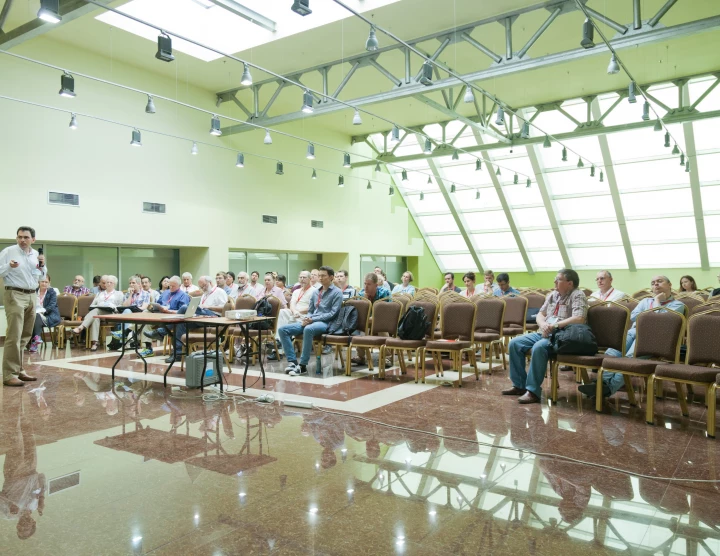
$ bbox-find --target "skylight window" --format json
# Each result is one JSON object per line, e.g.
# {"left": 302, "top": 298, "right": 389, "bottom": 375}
{"left": 97, "top": 0, "right": 400, "bottom": 62}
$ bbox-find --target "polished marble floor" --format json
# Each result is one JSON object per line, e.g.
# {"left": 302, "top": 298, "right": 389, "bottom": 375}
{"left": 0, "top": 341, "right": 719, "bottom": 555}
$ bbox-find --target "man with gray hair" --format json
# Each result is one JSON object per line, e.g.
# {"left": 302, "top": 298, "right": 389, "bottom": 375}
{"left": 235, "top": 271, "right": 256, "bottom": 298}
{"left": 588, "top": 270, "right": 625, "bottom": 302}
{"left": 180, "top": 272, "right": 200, "bottom": 294}
{"left": 142, "top": 276, "right": 191, "bottom": 347}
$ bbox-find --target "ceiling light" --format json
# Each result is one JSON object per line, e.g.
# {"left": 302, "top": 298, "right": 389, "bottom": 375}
{"left": 580, "top": 18, "right": 594, "bottom": 49}
{"left": 210, "top": 115, "right": 222, "bottom": 136}
{"left": 450, "top": 184, "right": 456, "bottom": 193}
{"left": 664, "top": 131, "right": 670, "bottom": 148}
{"left": 577, "top": 158, "right": 584, "bottom": 168}
{"left": 312, "top": 168, "right": 317, "bottom": 179}
{"left": 654, "top": 120, "right": 662, "bottom": 132}
{"left": 427, "top": 176, "right": 432, "bottom": 184}
{"left": 301, "top": 90, "right": 314, "bottom": 114}
{"left": 291, "top": 0, "right": 312, "bottom": 16}
{"left": 306, "top": 143, "right": 315, "bottom": 160}
{"left": 59, "top": 72, "right": 75, "bottom": 98}
{"left": 68, "top": 113, "right": 77, "bottom": 130}
{"left": 495, "top": 167, "right": 501, "bottom": 176}
{"left": 423, "top": 138, "right": 432, "bottom": 155}
{"left": 264, "top": 130, "right": 272, "bottom": 145}
{"left": 401, "top": 169, "right": 408, "bottom": 182}
{"left": 642, "top": 101, "right": 650, "bottom": 121}
{"left": 680, "top": 153, "right": 685, "bottom": 166}
{"left": 419, "top": 60, "right": 433, "bottom": 86}
{"left": 463, "top": 87, "right": 474, "bottom": 103}
{"left": 452, "top": 150, "right": 459, "bottom": 161}
{"left": 475, "top": 189, "right": 480, "bottom": 200}
{"left": 366, "top": 180, "right": 371, "bottom": 189}
{"left": 590, "top": 165, "right": 595, "bottom": 177}
{"left": 276, "top": 162, "right": 284, "bottom": 175}
{"left": 343, "top": 153, "right": 351, "bottom": 168}
{"left": 191, "top": 142, "right": 199, "bottom": 155}
{"left": 236, "top": 153, "right": 244, "bottom": 167}
{"left": 130, "top": 129, "right": 142, "bottom": 147}
{"left": 526, "top": 178, "right": 531, "bottom": 188}
{"left": 352, "top": 109, "right": 362, "bottom": 125}
{"left": 375, "top": 162, "right": 381, "bottom": 172}
{"left": 685, "top": 160, "right": 690, "bottom": 173}
{"left": 390, "top": 125, "right": 400, "bottom": 143}
{"left": 561, "top": 147, "right": 567, "bottom": 162}
{"left": 513, "top": 173, "right": 518, "bottom": 184}
{"left": 338, "top": 175, "right": 344, "bottom": 187}
{"left": 543, "top": 135, "right": 551, "bottom": 148}
{"left": 475, "top": 159, "right": 482, "bottom": 171}
{"left": 240, "top": 63, "right": 252, "bottom": 86}
{"left": 156, "top": 33, "right": 175, "bottom": 62}
{"left": 599, "top": 170, "right": 604, "bottom": 182}
{"left": 520, "top": 122, "right": 530, "bottom": 139}
{"left": 420, "top": 191, "right": 424, "bottom": 200}
{"left": 672, "top": 144, "right": 680, "bottom": 155}
{"left": 366, "top": 25, "right": 379, "bottom": 52}
{"left": 38, "top": 0, "right": 61, "bottom": 22}
{"left": 628, "top": 82, "right": 637, "bottom": 104}
{"left": 389, "top": 185, "right": 395, "bottom": 196}
{"left": 607, "top": 54, "right": 620, "bottom": 74}
{"left": 145, "top": 95, "right": 156, "bottom": 114}
{"left": 495, "top": 107, "right": 505, "bottom": 126}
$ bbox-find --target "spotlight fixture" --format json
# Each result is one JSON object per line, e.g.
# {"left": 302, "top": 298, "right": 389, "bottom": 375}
{"left": 664, "top": 131, "right": 670, "bottom": 148}
{"left": 685, "top": 160, "right": 690, "bottom": 173}
{"left": 156, "top": 33, "right": 175, "bottom": 62}
{"left": 475, "top": 159, "right": 482, "bottom": 171}
{"left": 561, "top": 147, "right": 567, "bottom": 162}
{"left": 463, "top": 87, "right": 474, "bottom": 104}
{"left": 580, "top": 18, "right": 595, "bottom": 49}
{"left": 59, "top": 72, "right": 75, "bottom": 98}
{"left": 513, "top": 173, "right": 518, "bottom": 185}
{"left": 68, "top": 113, "right": 77, "bottom": 130}
{"left": 312, "top": 169, "right": 317, "bottom": 179}
{"left": 306, "top": 143, "right": 315, "bottom": 160}
{"left": 423, "top": 138, "right": 432, "bottom": 155}
{"left": 130, "top": 129, "right": 142, "bottom": 147}
{"left": 276, "top": 162, "right": 284, "bottom": 175}
{"left": 389, "top": 125, "right": 400, "bottom": 143}
{"left": 520, "top": 121, "right": 530, "bottom": 139}
{"left": 577, "top": 158, "right": 584, "bottom": 168}
{"left": 236, "top": 153, "right": 245, "bottom": 167}
{"left": 145, "top": 95, "right": 156, "bottom": 114}
{"left": 495, "top": 167, "right": 501, "bottom": 176}
{"left": 366, "top": 25, "right": 379, "bottom": 52}
{"left": 642, "top": 101, "right": 650, "bottom": 121}
{"left": 475, "top": 189, "right": 480, "bottom": 200}
{"left": 38, "top": 0, "right": 61, "bottom": 23}
{"left": 352, "top": 109, "right": 362, "bottom": 125}
{"left": 672, "top": 144, "right": 680, "bottom": 155}
{"left": 526, "top": 178, "right": 531, "bottom": 188}
{"left": 291, "top": 0, "right": 312, "bottom": 16}
{"left": 389, "top": 185, "right": 395, "bottom": 196}
{"left": 366, "top": 181, "right": 371, "bottom": 190}
{"left": 338, "top": 175, "right": 344, "bottom": 187}
{"left": 543, "top": 135, "right": 551, "bottom": 148}
{"left": 427, "top": 176, "right": 432, "bottom": 184}
{"left": 452, "top": 150, "right": 459, "bottom": 161}
{"left": 495, "top": 107, "right": 505, "bottom": 126}
{"left": 419, "top": 60, "right": 433, "bottom": 86}
{"left": 343, "top": 153, "right": 351, "bottom": 168}
{"left": 401, "top": 169, "right": 408, "bottom": 182}
{"left": 191, "top": 142, "right": 199, "bottom": 155}
{"left": 301, "top": 90, "right": 314, "bottom": 114}
{"left": 210, "top": 115, "right": 222, "bottom": 136}
{"left": 599, "top": 170, "right": 604, "bottom": 182}
{"left": 420, "top": 191, "right": 424, "bottom": 201}
{"left": 654, "top": 120, "right": 663, "bottom": 132}
{"left": 450, "top": 184, "right": 456, "bottom": 193}
{"left": 375, "top": 162, "right": 381, "bottom": 172}
{"left": 240, "top": 63, "right": 252, "bottom": 86}
{"left": 628, "top": 81, "right": 637, "bottom": 104}
{"left": 680, "top": 153, "right": 685, "bottom": 166}
{"left": 607, "top": 54, "right": 620, "bottom": 74}
{"left": 264, "top": 130, "right": 273, "bottom": 145}
{"left": 590, "top": 165, "right": 595, "bottom": 177}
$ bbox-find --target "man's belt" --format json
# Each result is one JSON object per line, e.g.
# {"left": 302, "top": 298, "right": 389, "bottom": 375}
{"left": 4, "top": 286, "right": 36, "bottom": 294}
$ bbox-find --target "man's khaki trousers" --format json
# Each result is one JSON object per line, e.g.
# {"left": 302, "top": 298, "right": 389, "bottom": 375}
{"left": 3, "top": 289, "right": 35, "bottom": 382}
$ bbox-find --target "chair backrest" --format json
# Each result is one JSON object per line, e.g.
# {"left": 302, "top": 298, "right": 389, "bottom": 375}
{"left": 633, "top": 290, "right": 652, "bottom": 300}
{"left": 418, "top": 287, "right": 438, "bottom": 295}
{"left": 521, "top": 292, "right": 546, "bottom": 310}
{"left": 581, "top": 288, "right": 593, "bottom": 297}
{"left": 393, "top": 294, "right": 411, "bottom": 314}
{"left": 77, "top": 294, "right": 95, "bottom": 318}
{"left": 439, "top": 290, "right": 465, "bottom": 304}
{"left": 57, "top": 294, "right": 77, "bottom": 320}
{"left": 235, "top": 295, "right": 256, "bottom": 310}
{"left": 473, "top": 297, "right": 505, "bottom": 335}
{"left": 502, "top": 295, "right": 528, "bottom": 328}
{"left": 344, "top": 297, "right": 372, "bottom": 335}
{"left": 222, "top": 299, "right": 234, "bottom": 314}
{"left": 370, "top": 299, "right": 403, "bottom": 336}
{"left": 685, "top": 309, "right": 720, "bottom": 367}
{"left": 265, "top": 296, "right": 283, "bottom": 333}
{"left": 635, "top": 307, "right": 686, "bottom": 362}
{"left": 587, "top": 301, "right": 630, "bottom": 353}
{"left": 439, "top": 298, "right": 476, "bottom": 341}
{"left": 678, "top": 295, "right": 705, "bottom": 313}
{"left": 616, "top": 296, "right": 639, "bottom": 313}
{"left": 414, "top": 290, "right": 439, "bottom": 303}
{"left": 408, "top": 300, "right": 439, "bottom": 339}
{"left": 692, "top": 300, "right": 720, "bottom": 316}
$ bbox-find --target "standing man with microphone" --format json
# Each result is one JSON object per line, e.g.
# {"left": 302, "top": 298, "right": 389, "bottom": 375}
{"left": 0, "top": 227, "right": 45, "bottom": 387}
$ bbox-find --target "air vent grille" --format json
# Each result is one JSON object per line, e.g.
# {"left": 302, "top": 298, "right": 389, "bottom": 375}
{"left": 48, "top": 191, "right": 79, "bottom": 206}
{"left": 143, "top": 202, "right": 166, "bottom": 214}
{"left": 311, "top": 220, "right": 324, "bottom": 228}
{"left": 262, "top": 215, "right": 278, "bottom": 224}
{"left": 49, "top": 471, "right": 81, "bottom": 495}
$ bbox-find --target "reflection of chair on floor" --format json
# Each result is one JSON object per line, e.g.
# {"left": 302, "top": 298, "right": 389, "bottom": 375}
{"left": 640, "top": 480, "right": 689, "bottom": 515}
{"left": 442, "top": 419, "right": 480, "bottom": 457}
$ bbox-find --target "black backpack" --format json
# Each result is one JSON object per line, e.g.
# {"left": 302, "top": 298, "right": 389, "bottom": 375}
{"left": 550, "top": 324, "right": 598, "bottom": 356}
{"left": 327, "top": 305, "right": 358, "bottom": 336}
{"left": 398, "top": 306, "right": 430, "bottom": 341}
{"left": 250, "top": 297, "right": 273, "bottom": 330}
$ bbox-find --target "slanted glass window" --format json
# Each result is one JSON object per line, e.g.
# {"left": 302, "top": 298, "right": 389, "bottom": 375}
{"left": 464, "top": 210, "right": 510, "bottom": 231}
{"left": 696, "top": 153, "right": 720, "bottom": 183}
{"left": 609, "top": 127, "right": 684, "bottom": 162}
{"left": 503, "top": 183, "right": 544, "bottom": 206}
{"left": 456, "top": 187, "right": 500, "bottom": 210}
{"left": 601, "top": 93, "right": 645, "bottom": 127}
{"left": 613, "top": 158, "right": 690, "bottom": 191}
{"left": 439, "top": 254, "right": 477, "bottom": 271}
{"left": 554, "top": 196, "right": 615, "bottom": 221}
{"left": 708, "top": 242, "right": 720, "bottom": 265}
{"left": 626, "top": 217, "right": 697, "bottom": 242}
{"left": 545, "top": 168, "right": 609, "bottom": 196}
{"left": 442, "top": 163, "right": 493, "bottom": 186}
{"left": 633, "top": 243, "right": 701, "bottom": 267}
{"left": 528, "top": 251, "right": 565, "bottom": 271}
{"left": 692, "top": 118, "right": 720, "bottom": 151}
{"left": 701, "top": 185, "right": 720, "bottom": 211}
{"left": 481, "top": 252, "right": 526, "bottom": 271}
{"left": 562, "top": 222, "right": 622, "bottom": 245}
{"left": 427, "top": 235, "right": 468, "bottom": 253}
{"left": 621, "top": 189, "right": 694, "bottom": 217}
{"left": 417, "top": 214, "right": 458, "bottom": 233}
{"left": 689, "top": 77, "right": 720, "bottom": 112}
{"left": 520, "top": 229, "right": 558, "bottom": 249}
{"left": 472, "top": 232, "right": 519, "bottom": 251}
{"left": 704, "top": 215, "right": 720, "bottom": 241}
{"left": 407, "top": 193, "right": 448, "bottom": 215}
{"left": 531, "top": 110, "right": 576, "bottom": 136}
{"left": 568, "top": 247, "right": 628, "bottom": 268}
{"left": 511, "top": 207, "right": 551, "bottom": 228}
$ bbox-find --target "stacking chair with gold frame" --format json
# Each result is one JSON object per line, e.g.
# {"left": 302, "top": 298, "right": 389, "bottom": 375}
{"left": 66, "top": 294, "right": 95, "bottom": 348}
{"left": 56, "top": 294, "right": 78, "bottom": 347}
{"left": 596, "top": 307, "right": 686, "bottom": 412}
{"left": 520, "top": 291, "right": 545, "bottom": 333}
{"left": 346, "top": 299, "right": 403, "bottom": 377}
{"left": 647, "top": 309, "right": 720, "bottom": 438}
{"left": 501, "top": 295, "right": 528, "bottom": 348}
{"left": 632, "top": 289, "right": 652, "bottom": 300}
{"left": 417, "top": 287, "right": 439, "bottom": 295}
{"left": 314, "top": 297, "right": 371, "bottom": 373}
{"left": 420, "top": 297, "right": 478, "bottom": 386}
{"left": 472, "top": 297, "right": 506, "bottom": 374}
{"left": 414, "top": 290, "right": 439, "bottom": 303}
{"left": 226, "top": 295, "right": 258, "bottom": 363}
{"left": 245, "top": 296, "right": 282, "bottom": 365}
{"left": 383, "top": 299, "right": 439, "bottom": 382}
{"left": 392, "top": 293, "right": 411, "bottom": 315}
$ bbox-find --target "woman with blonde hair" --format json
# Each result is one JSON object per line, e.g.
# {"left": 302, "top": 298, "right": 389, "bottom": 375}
{"left": 72, "top": 275, "right": 124, "bottom": 351}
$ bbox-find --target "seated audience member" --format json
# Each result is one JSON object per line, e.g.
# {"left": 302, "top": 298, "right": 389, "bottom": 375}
{"left": 482, "top": 270, "right": 498, "bottom": 295}
{"left": 713, "top": 272, "right": 720, "bottom": 297}
{"left": 440, "top": 272, "right": 461, "bottom": 293}
{"left": 375, "top": 268, "right": 393, "bottom": 291}
{"left": 224, "top": 272, "right": 239, "bottom": 298}
{"left": 461, "top": 271, "right": 477, "bottom": 297}
{"left": 110, "top": 276, "right": 151, "bottom": 343}
{"left": 141, "top": 275, "right": 160, "bottom": 303}
{"left": 180, "top": 272, "right": 200, "bottom": 295}
{"left": 257, "top": 273, "right": 288, "bottom": 308}
{"left": 90, "top": 275, "right": 103, "bottom": 294}
{"left": 270, "top": 271, "right": 315, "bottom": 360}
{"left": 495, "top": 273, "right": 519, "bottom": 296}
{"left": 29, "top": 276, "right": 60, "bottom": 353}
{"left": 158, "top": 275, "right": 171, "bottom": 293}
{"left": 143, "top": 276, "right": 190, "bottom": 341}
{"left": 248, "top": 271, "right": 264, "bottom": 297}
{"left": 215, "top": 272, "right": 228, "bottom": 292}
{"left": 392, "top": 271, "right": 416, "bottom": 295}
{"left": 588, "top": 270, "right": 625, "bottom": 302}
{"left": 309, "top": 269, "right": 321, "bottom": 290}
{"left": 168, "top": 276, "right": 228, "bottom": 363}
{"left": 278, "top": 266, "right": 343, "bottom": 377}
{"left": 275, "top": 274, "right": 289, "bottom": 294}
{"left": 64, "top": 275, "right": 90, "bottom": 297}
{"left": 505, "top": 269, "right": 588, "bottom": 404}
{"left": 579, "top": 275, "right": 686, "bottom": 399}
{"left": 352, "top": 272, "right": 392, "bottom": 366}
{"left": 335, "top": 269, "right": 356, "bottom": 300}
{"left": 235, "top": 272, "right": 256, "bottom": 298}
{"left": 72, "top": 275, "right": 124, "bottom": 351}
{"left": 679, "top": 274, "right": 698, "bottom": 293}
{"left": 291, "top": 270, "right": 308, "bottom": 292}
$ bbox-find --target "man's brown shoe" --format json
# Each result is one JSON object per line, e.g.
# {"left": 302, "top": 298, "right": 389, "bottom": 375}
{"left": 502, "top": 386, "right": 526, "bottom": 396}
{"left": 3, "top": 378, "right": 25, "bottom": 387}
{"left": 17, "top": 373, "right": 37, "bottom": 382}
{"left": 518, "top": 391, "right": 540, "bottom": 404}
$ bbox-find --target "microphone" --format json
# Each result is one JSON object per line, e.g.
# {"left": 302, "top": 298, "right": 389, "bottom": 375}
{"left": 38, "top": 247, "right": 44, "bottom": 267}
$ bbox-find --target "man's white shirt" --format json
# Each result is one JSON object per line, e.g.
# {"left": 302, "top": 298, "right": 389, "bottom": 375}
{"left": 199, "top": 287, "right": 228, "bottom": 308}
{"left": 589, "top": 288, "right": 626, "bottom": 302}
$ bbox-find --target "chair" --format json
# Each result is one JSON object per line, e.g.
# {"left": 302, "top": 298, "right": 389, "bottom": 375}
{"left": 346, "top": 299, "right": 403, "bottom": 377}
{"left": 417, "top": 287, "right": 438, "bottom": 295}
{"left": 414, "top": 290, "right": 439, "bottom": 303}
{"left": 421, "top": 298, "right": 478, "bottom": 386}
{"left": 549, "top": 301, "right": 630, "bottom": 404}
{"left": 472, "top": 297, "right": 506, "bottom": 374}
{"left": 616, "top": 296, "right": 639, "bottom": 313}
{"left": 632, "top": 290, "right": 652, "bottom": 300}
{"left": 384, "top": 299, "right": 439, "bottom": 383}
{"left": 316, "top": 298, "right": 371, "bottom": 373}
{"left": 678, "top": 295, "right": 706, "bottom": 315}
{"left": 56, "top": 294, "right": 78, "bottom": 347}
{"left": 392, "top": 294, "right": 411, "bottom": 314}
{"left": 582, "top": 288, "right": 593, "bottom": 297}
{"left": 597, "top": 307, "right": 686, "bottom": 412}
{"left": 65, "top": 294, "right": 95, "bottom": 347}
{"left": 521, "top": 292, "right": 545, "bottom": 332}
{"left": 245, "top": 296, "right": 282, "bottom": 364}
{"left": 502, "top": 296, "right": 528, "bottom": 346}
{"left": 647, "top": 309, "right": 720, "bottom": 438}
{"left": 227, "top": 295, "right": 260, "bottom": 363}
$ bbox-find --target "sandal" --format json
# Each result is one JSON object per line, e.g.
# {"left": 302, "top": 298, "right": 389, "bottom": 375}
{"left": 73, "top": 325, "right": 84, "bottom": 335}
{"left": 90, "top": 342, "right": 99, "bottom": 352}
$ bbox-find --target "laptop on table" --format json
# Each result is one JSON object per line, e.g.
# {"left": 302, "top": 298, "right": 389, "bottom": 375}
{"left": 158, "top": 296, "right": 202, "bottom": 320}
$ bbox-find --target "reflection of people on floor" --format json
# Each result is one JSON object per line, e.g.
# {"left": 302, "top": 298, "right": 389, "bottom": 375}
{"left": 0, "top": 394, "right": 46, "bottom": 539}
{"left": 27, "top": 381, "right": 51, "bottom": 421}
{"left": 302, "top": 412, "right": 346, "bottom": 469}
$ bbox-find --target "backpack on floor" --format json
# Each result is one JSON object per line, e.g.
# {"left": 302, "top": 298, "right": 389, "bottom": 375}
{"left": 326, "top": 305, "right": 358, "bottom": 337}
{"left": 398, "top": 306, "right": 430, "bottom": 341}
{"left": 250, "top": 297, "right": 273, "bottom": 330}
{"left": 550, "top": 324, "right": 598, "bottom": 356}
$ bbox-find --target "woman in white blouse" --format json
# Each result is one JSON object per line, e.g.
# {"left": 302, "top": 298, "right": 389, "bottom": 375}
{"left": 72, "top": 275, "right": 124, "bottom": 351}
{"left": 392, "top": 271, "right": 416, "bottom": 295}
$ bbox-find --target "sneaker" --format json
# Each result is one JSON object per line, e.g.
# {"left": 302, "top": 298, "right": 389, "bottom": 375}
{"left": 578, "top": 382, "right": 611, "bottom": 398}
{"left": 139, "top": 348, "right": 154, "bottom": 358}
{"left": 111, "top": 330, "right": 124, "bottom": 341}
{"left": 144, "top": 329, "right": 162, "bottom": 340}
{"left": 267, "top": 350, "right": 281, "bottom": 361}
{"left": 285, "top": 362, "right": 298, "bottom": 374}
{"left": 165, "top": 355, "right": 176, "bottom": 364}
{"left": 28, "top": 335, "right": 42, "bottom": 353}
{"left": 322, "top": 345, "right": 332, "bottom": 355}
{"left": 289, "top": 365, "right": 308, "bottom": 376}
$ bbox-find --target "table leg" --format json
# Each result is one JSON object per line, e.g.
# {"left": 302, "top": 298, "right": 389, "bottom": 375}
{"left": 132, "top": 323, "right": 148, "bottom": 375}
{"left": 163, "top": 328, "right": 186, "bottom": 388}
{"left": 243, "top": 323, "right": 250, "bottom": 392}
{"left": 258, "top": 328, "right": 266, "bottom": 389}
{"left": 110, "top": 317, "right": 126, "bottom": 381}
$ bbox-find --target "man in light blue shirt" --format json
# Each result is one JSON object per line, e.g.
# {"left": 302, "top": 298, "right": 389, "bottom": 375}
{"left": 279, "top": 266, "right": 343, "bottom": 377}
{"left": 494, "top": 273, "right": 520, "bottom": 296}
